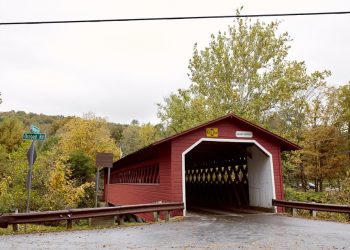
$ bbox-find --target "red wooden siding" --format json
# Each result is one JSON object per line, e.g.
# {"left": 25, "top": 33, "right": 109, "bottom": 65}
{"left": 107, "top": 144, "right": 172, "bottom": 221}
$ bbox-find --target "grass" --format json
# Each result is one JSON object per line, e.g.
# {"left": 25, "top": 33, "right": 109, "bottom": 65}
{"left": 283, "top": 187, "right": 350, "bottom": 223}
{"left": 0, "top": 219, "right": 150, "bottom": 236}
{"left": 285, "top": 208, "right": 350, "bottom": 223}
{"left": 0, "top": 217, "right": 184, "bottom": 236}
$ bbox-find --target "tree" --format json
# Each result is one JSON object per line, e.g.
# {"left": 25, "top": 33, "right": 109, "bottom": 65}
{"left": 58, "top": 114, "right": 120, "bottom": 161}
{"left": 0, "top": 140, "right": 93, "bottom": 212}
{"left": 297, "top": 87, "right": 350, "bottom": 191}
{"left": 337, "top": 83, "right": 350, "bottom": 160}
{"left": 0, "top": 145, "right": 7, "bottom": 176}
{"left": 68, "top": 150, "right": 95, "bottom": 184}
{"left": 43, "top": 162, "right": 90, "bottom": 210}
{"left": 301, "top": 126, "right": 348, "bottom": 192}
{"left": 158, "top": 13, "right": 329, "bottom": 134}
{"left": 120, "top": 124, "right": 141, "bottom": 156}
{"left": 0, "top": 117, "right": 24, "bottom": 153}
{"left": 0, "top": 142, "right": 31, "bottom": 212}
{"left": 0, "top": 141, "right": 49, "bottom": 212}
{"left": 108, "top": 123, "right": 127, "bottom": 145}
{"left": 333, "top": 83, "right": 350, "bottom": 194}
{"left": 120, "top": 122, "right": 161, "bottom": 156}
{"left": 138, "top": 123, "right": 162, "bottom": 148}
{"left": 0, "top": 112, "right": 126, "bottom": 212}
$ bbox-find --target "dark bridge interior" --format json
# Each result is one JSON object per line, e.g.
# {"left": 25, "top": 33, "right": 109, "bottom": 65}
{"left": 185, "top": 141, "right": 252, "bottom": 210}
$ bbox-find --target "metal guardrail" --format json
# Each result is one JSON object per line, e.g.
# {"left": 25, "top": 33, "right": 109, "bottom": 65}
{"left": 272, "top": 199, "right": 350, "bottom": 216}
{"left": 0, "top": 202, "right": 184, "bottom": 230}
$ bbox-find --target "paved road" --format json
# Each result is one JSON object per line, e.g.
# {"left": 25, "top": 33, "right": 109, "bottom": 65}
{"left": 0, "top": 212, "right": 349, "bottom": 249}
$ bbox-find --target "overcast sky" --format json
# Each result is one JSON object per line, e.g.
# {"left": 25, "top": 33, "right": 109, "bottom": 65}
{"left": 0, "top": 0, "right": 349, "bottom": 124}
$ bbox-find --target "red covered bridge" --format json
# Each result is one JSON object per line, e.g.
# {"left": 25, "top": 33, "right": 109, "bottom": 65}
{"left": 105, "top": 114, "right": 300, "bottom": 219}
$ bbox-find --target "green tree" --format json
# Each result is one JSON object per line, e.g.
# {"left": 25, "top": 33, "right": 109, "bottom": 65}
{"left": 337, "top": 83, "right": 350, "bottom": 160}
{"left": 0, "top": 144, "right": 8, "bottom": 177}
{"left": 120, "top": 122, "right": 161, "bottom": 156}
{"left": 0, "top": 141, "right": 92, "bottom": 212}
{"left": 66, "top": 150, "right": 96, "bottom": 208}
{"left": 0, "top": 141, "right": 43, "bottom": 212}
{"left": 120, "top": 124, "right": 140, "bottom": 156}
{"left": 108, "top": 123, "right": 127, "bottom": 145}
{"left": 158, "top": 14, "right": 329, "bottom": 134}
{"left": 68, "top": 150, "right": 95, "bottom": 184}
{"left": 138, "top": 123, "right": 162, "bottom": 147}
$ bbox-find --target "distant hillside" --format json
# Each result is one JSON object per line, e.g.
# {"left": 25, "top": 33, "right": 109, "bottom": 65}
{"left": 0, "top": 111, "right": 127, "bottom": 143}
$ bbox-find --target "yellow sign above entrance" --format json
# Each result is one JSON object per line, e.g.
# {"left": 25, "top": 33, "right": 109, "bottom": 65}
{"left": 206, "top": 128, "right": 218, "bottom": 138}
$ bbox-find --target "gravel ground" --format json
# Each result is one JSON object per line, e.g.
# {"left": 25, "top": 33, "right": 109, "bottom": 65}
{"left": 0, "top": 212, "right": 349, "bottom": 250}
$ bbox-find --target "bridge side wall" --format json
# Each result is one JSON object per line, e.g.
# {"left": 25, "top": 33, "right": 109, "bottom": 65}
{"left": 107, "top": 144, "right": 173, "bottom": 221}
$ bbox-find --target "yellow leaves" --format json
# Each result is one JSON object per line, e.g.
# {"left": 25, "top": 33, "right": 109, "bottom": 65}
{"left": 37, "top": 114, "right": 121, "bottom": 209}
{"left": 0, "top": 114, "right": 121, "bottom": 212}
{"left": 58, "top": 115, "right": 120, "bottom": 161}
{"left": 301, "top": 125, "right": 349, "bottom": 182}
{"left": 0, "top": 117, "right": 24, "bottom": 153}
{"left": 0, "top": 177, "right": 10, "bottom": 195}
{"left": 45, "top": 162, "right": 92, "bottom": 210}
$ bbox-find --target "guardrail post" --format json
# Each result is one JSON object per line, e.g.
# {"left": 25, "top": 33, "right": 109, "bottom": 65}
{"left": 12, "top": 209, "right": 18, "bottom": 232}
{"left": 164, "top": 211, "right": 170, "bottom": 222}
{"left": 153, "top": 211, "right": 160, "bottom": 222}
{"left": 117, "top": 215, "right": 125, "bottom": 225}
{"left": 153, "top": 201, "right": 162, "bottom": 222}
{"left": 310, "top": 210, "right": 317, "bottom": 218}
{"left": 292, "top": 208, "right": 297, "bottom": 217}
{"left": 67, "top": 219, "right": 73, "bottom": 229}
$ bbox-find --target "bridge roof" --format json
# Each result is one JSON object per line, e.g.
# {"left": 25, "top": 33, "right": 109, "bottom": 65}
{"left": 113, "top": 113, "right": 301, "bottom": 168}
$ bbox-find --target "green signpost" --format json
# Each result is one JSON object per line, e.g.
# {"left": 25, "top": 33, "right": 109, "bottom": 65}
{"left": 23, "top": 125, "right": 46, "bottom": 216}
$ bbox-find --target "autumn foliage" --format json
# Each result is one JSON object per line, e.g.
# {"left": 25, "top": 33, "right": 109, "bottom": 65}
{"left": 0, "top": 14, "right": 349, "bottom": 213}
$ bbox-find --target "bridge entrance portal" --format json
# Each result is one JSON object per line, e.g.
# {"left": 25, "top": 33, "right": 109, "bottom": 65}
{"left": 184, "top": 140, "right": 275, "bottom": 214}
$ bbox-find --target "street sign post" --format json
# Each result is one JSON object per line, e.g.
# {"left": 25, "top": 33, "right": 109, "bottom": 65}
{"left": 95, "top": 153, "right": 113, "bottom": 207}
{"left": 25, "top": 141, "right": 37, "bottom": 213}
{"left": 23, "top": 125, "right": 45, "bottom": 216}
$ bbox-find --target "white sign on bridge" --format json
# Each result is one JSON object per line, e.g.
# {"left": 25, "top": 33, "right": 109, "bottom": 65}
{"left": 235, "top": 131, "right": 253, "bottom": 138}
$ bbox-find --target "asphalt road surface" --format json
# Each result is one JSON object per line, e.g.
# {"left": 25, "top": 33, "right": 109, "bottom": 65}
{"left": 1, "top": 211, "right": 349, "bottom": 249}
